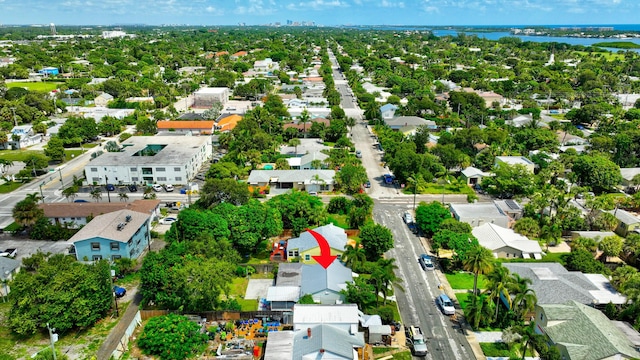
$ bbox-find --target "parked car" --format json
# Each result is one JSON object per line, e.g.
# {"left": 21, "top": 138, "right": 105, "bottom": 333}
{"left": 105, "top": 184, "right": 115, "bottom": 192}
{"left": 113, "top": 286, "right": 126, "bottom": 298}
{"left": 152, "top": 184, "right": 163, "bottom": 192}
{"left": 195, "top": 174, "right": 206, "bottom": 181}
{"left": 0, "top": 248, "right": 17, "bottom": 257}
{"left": 436, "top": 293, "right": 456, "bottom": 315}
{"left": 128, "top": 184, "right": 138, "bottom": 192}
{"left": 74, "top": 199, "right": 89, "bottom": 203}
{"left": 402, "top": 211, "right": 413, "bottom": 224}
{"left": 408, "top": 221, "right": 418, "bottom": 234}
{"left": 160, "top": 217, "right": 177, "bottom": 225}
{"left": 355, "top": 150, "right": 362, "bottom": 158}
{"left": 364, "top": 181, "right": 371, "bottom": 188}
{"left": 164, "top": 184, "right": 174, "bottom": 192}
{"left": 418, "top": 254, "right": 434, "bottom": 271}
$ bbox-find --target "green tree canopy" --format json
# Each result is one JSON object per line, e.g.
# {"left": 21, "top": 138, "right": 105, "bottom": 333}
{"left": 415, "top": 201, "right": 451, "bottom": 237}
{"left": 138, "top": 314, "right": 208, "bottom": 360}
{"left": 359, "top": 223, "right": 394, "bottom": 261}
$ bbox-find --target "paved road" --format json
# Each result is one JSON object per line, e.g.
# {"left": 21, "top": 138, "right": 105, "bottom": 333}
{"left": 328, "top": 47, "right": 477, "bottom": 359}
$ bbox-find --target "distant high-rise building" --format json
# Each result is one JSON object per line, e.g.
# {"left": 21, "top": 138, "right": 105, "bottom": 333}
{"left": 50, "top": 23, "right": 56, "bottom": 35}
{"left": 287, "top": 20, "right": 293, "bottom": 25}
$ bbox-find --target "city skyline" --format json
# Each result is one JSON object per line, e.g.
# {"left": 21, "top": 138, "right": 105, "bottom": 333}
{"left": 1, "top": 0, "right": 639, "bottom": 27}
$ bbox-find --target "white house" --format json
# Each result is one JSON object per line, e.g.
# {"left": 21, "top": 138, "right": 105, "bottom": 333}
{"left": 193, "top": 87, "right": 229, "bottom": 107}
{"left": 495, "top": 156, "right": 536, "bottom": 173}
{"left": 287, "top": 151, "right": 329, "bottom": 170}
{"left": 450, "top": 202, "right": 511, "bottom": 228}
{"left": 247, "top": 170, "right": 335, "bottom": 193}
{"left": 379, "top": 104, "right": 398, "bottom": 120}
{"left": 472, "top": 223, "right": 543, "bottom": 259}
{"left": 84, "top": 136, "right": 212, "bottom": 186}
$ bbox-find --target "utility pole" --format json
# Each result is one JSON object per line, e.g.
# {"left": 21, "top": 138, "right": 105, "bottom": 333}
{"left": 105, "top": 175, "right": 111, "bottom": 203}
{"left": 47, "top": 323, "right": 57, "bottom": 360}
{"left": 39, "top": 182, "right": 45, "bottom": 203}
{"left": 10, "top": 107, "right": 17, "bottom": 127}
{"left": 58, "top": 168, "right": 63, "bottom": 187}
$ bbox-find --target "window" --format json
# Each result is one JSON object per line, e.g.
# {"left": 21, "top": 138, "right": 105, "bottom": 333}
{"left": 129, "top": 249, "right": 135, "bottom": 257}
{"left": 132, "top": 177, "right": 139, "bottom": 182}
{"left": 91, "top": 242, "right": 100, "bottom": 251}
{"left": 128, "top": 239, "right": 133, "bottom": 246}
{"left": 174, "top": 167, "right": 181, "bottom": 172}
{"left": 92, "top": 177, "right": 100, "bottom": 183}
{"left": 175, "top": 177, "right": 182, "bottom": 181}
{"left": 288, "top": 250, "right": 299, "bottom": 258}
{"left": 305, "top": 254, "right": 310, "bottom": 261}
{"left": 112, "top": 255, "right": 121, "bottom": 261}
{"left": 91, "top": 167, "right": 97, "bottom": 172}
{"left": 110, "top": 242, "right": 120, "bottom": 251}
{"left": 130, "top": 167, "right": 137, "bottom": 172}
{"left": 157, "top": 177, "right": 167, "bottom": 181}
{"left": 142, "top": 167, "right": 153, "bottom": 175}
{"left": 92, "top": 255, "right": 102, "bottom": 261}
{"left": 156, "top": 167, "right": 166, "bottom": 172}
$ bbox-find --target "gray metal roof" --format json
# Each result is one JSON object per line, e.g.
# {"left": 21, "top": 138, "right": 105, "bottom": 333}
{"left": 503, "top": 263, "right": 626, "bottom": 305}
{"left": 264, "top": 331, "right": 295, "bottom": 360}
{"left": 0, "top": 257, "right": 20, "bottom": 280}
{"left": 68, "top": 209, "right": 149, "bottom": 243}
{"left": 385, "top": 116, "right": 432, "bottom": 128}
{"left": 472, "top": 223, "right": 542, "bottom": 254}
{"left": 300, "top": 262, "right": 353, "bottom": 295}
{"left": 450, "top": 202, "right": 506, "bottom": 219}
{"left": 608, "top": 209, "right": 640, "bottom": 226}
{"left": 540, "top": 301, "right": 640, "bottom": 360}
{"left": 292, "top": 324, "right": 364, "bottom": 359}
{"left": 287, "top": 224, "right": 348, "bottom": 254}
{"left": 293, "top": 304, "right": 360, "bottom": 325}
{"left": 276, "top": 263, "right": 303, "bottom": 286}
{"left": 89, "top": 136, "right": 210, "bottom": 166}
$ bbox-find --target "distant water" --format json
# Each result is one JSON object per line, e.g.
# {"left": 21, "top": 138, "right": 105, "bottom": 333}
{"left": 430, "top": 29, "right": 640, "bottom": 52}
{"left": 343, "top": 24, "right": 640, "bottom": 52}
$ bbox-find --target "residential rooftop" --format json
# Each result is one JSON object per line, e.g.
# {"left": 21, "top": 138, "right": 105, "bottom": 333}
{"left": 68, "top": 210, "right": 150, "bottom": 244}
{"left": 88, "top": 136, "right": 210, "bottom": 166}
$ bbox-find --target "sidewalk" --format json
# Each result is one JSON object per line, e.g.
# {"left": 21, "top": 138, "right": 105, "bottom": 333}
{"left": 419, "top": 236, "right": 487, "bottom": 360}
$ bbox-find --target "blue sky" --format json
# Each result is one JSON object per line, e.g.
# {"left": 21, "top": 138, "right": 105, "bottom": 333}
{"left": 1, "top": 0, "right": 639, "bottom": 26}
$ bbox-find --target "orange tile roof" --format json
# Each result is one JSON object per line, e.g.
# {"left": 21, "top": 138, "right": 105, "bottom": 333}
{"left": 216, "top": 115, "right": 242, "bottom": 132}
{"left": 216, "top": 51, "right": 229, "bottom": 56}
{"left": 157, "top": 121, "right": 215, "bottom": 130}
{"left": 39, "top": 199, "right": 161, "bottom": 218}
{"left": 233, "top": 51, "right": 248, "bottom": 57}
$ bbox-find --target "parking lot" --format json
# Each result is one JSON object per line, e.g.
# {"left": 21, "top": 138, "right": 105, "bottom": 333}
{"left": 0, "top": 235, "right": 73, "bottom": 262}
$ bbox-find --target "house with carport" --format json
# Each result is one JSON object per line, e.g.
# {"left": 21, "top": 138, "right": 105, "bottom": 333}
{"left": 247, "top": 170, "right": 335, "bottom": 194}
{"left": 264, "top": 304, "right": 364, "bottom": 360}
{"left": 461, "top": 166, "right": 490, "bottom": 186}
{"left": 69, "top": 209, "right": 152, "bottom": 262}
{"left": 472, "top": 223, "right": 543, "bottom": 259}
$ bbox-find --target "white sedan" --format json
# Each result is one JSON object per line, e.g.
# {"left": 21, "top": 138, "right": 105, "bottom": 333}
{"left": 160, "top": 217, "right": 177, "bottom": 225}
{"left": 152, "top": 184, "right": 163, "bottom": 192}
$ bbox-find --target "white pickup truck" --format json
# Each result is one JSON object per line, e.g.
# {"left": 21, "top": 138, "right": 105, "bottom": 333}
{"left": 407, "top": 325, "right": 428, "bottom": 356}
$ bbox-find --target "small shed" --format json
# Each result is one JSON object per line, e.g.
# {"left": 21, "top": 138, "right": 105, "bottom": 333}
{"left": 368, "top": 325, "right": 392, "bottom": 345}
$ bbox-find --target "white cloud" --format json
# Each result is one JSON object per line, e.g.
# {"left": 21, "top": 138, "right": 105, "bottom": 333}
{"left": 380, "top": 0, "right": 405, "bottom": 8}
{"left": 286, "top": 0, "right": 349, "bottom": 10}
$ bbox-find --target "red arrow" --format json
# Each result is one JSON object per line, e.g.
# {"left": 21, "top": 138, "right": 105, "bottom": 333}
{"left": 307, "top": 228, "right": 338, "bottom": 269}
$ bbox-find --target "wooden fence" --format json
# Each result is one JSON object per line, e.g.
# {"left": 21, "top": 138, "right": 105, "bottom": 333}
{"left": 140, "top": 310, "right": 289, "bottom": 323}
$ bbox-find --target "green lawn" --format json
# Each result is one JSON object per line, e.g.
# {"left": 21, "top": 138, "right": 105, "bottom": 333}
{"left": 405, "top": 182, "right": 474, "bottom": 196}
{"left": 64, "top": 149, "right": 84, "bottom": 159}
{"left": 445, "top": 271, "right": 486, "bottom": 290}
{"left": 6, "top": 82, "right": 62, "bottom": 92}
{"left": 388, "top": 351, "right": 412, "bottom": 360}
{"left": 498, "top": 251, "right": 566, "bottom": 265}
{"left": 0, "top": 150, "right": 44, "bottom": 162}
{"left": 455, "top": 292, "right": 472, "bottom": 310}
{"left": 0, "top": 181, "right": 24, "bottom": 194}
{"left": 480, "top": 342, "right": 534, "bottom": 358}
{"left": 237, "top": 299, "right": 259, "bottom": 311}
{"left": 327, "top": 214, "right": 350, "bottom": 229}
{"left": 574, "top": 50, "right": 624, "bottom": 61}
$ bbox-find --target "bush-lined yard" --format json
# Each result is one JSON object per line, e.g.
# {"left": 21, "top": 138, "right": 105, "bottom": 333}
{"left": 445, "top": 271, "right": 487, "bottom": 290}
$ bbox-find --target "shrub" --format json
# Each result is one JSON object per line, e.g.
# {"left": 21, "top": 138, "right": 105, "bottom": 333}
{"left": 138, "top": 314, "right": 208, "bottom": 360}
{"left": 328, "top": 196, "right": 352, "bottom": 214}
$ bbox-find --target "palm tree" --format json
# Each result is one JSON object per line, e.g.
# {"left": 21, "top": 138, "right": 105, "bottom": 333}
{"left": 464, "top": 293, "right": 493, "bottom": 330}
{"left": 119, "top": 193, "right": 129, "bottom": 202}
{"left": 12, "top": 198, "right": 44, "bottom": 227}
{"left": 288, "top": 137, "right": 301, "bottom": 155}
{"left": 373, "top": 258, "right": 404, "bottom": 306}
{"left": 90, "top": 188, "right": 102, "bottom": 202}
{"left": 342, "top": 241, "right": 366, "bottom": 272}
{"left": 62, "top": 185, "right": 78, "bottom": 202}
{"left": 463, "top": 245, "right": 494, "bottom": 295}
{"left": 484, "top": 265, "right": 512, "bottom": 321}
{"left": 25, "top": 192, "right": 43, "bottom": 204}
{"left": 509, "top": 273, "right": 537, "bottom": 320}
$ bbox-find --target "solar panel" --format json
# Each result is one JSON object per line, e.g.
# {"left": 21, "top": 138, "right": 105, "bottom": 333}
{"left": 505, "top": 199, "right": 520, "bottom": 210}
